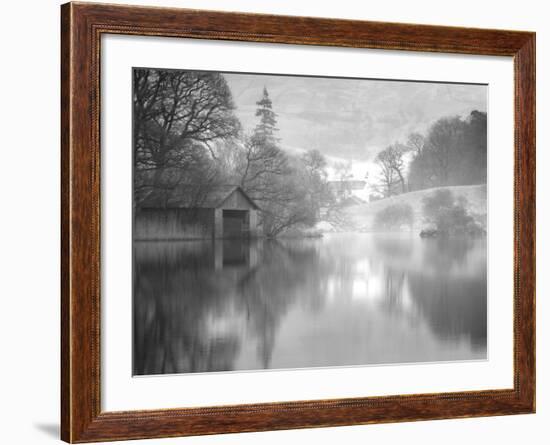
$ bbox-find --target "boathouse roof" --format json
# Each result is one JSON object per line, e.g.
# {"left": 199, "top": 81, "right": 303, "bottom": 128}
{"left": 139, "top": 185, "right": 260, "bottom": 210}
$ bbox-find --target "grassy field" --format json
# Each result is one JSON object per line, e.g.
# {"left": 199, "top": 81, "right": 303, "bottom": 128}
{"left": 339, "top": 184, "right": 487, "bottom": 232}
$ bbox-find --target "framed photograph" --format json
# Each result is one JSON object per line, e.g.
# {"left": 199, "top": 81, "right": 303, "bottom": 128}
{"left": 61, "top": 2, "right": 535, "bottom": 442}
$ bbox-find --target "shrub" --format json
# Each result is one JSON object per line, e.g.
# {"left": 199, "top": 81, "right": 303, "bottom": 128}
{"left": 422, "top": 189, "right": 483, "bottom": 236}
{"left": 374, "top": 203, "right": 414, "bottom": 231}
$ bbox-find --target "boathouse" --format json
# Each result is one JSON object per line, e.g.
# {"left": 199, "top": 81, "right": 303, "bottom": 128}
{"left": 135, "top": 185, "right": 261, "bottom": 240}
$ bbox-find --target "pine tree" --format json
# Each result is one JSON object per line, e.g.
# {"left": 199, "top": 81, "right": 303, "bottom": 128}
{"left": 239, "top": 87, "right": 287, "bottom": 206}
{"left": 253, "top": 87, "right": 279, "bottom": 143}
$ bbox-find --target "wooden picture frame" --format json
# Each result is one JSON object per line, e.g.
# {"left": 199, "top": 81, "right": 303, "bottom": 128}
{"left": 61, "top": 2, "right": 535, "bottom": 442}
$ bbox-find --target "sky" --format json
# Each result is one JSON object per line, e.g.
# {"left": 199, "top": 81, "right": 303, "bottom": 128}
{"left": 224, "top": 72, "right": 486, "bottom": 180}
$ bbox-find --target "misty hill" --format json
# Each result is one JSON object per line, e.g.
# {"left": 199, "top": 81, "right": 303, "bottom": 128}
{"left": 337, "top": 184, "right": 487, "bottom": 232}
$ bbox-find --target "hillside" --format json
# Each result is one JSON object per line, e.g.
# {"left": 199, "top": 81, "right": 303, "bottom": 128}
{"left": 333, "top": 184, "right": 487, "bottom": 232}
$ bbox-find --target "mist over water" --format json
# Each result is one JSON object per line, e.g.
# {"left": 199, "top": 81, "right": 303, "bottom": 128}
{"left": 133, "top": 233, "right": 486, "bottom": 376}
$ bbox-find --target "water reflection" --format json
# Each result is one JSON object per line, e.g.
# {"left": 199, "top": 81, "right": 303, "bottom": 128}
{"left": 133, "top": 233, "right": 487, "bottom": 375}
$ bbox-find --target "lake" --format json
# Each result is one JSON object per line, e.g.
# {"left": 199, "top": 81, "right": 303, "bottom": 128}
{"left": 133, "top": 232, "right": 487, "bottom": 375}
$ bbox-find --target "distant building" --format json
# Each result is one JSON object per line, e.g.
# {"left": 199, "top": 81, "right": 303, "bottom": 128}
{"left": 328, "top": 180, "right": 367, "bottom": 205}
{"left": 135, "top": 185, "right": 261, "bottom": 240}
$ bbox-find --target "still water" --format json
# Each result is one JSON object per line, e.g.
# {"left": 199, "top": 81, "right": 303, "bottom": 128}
{"left": 133, "top": 233, "right": 487, "bottom": 375}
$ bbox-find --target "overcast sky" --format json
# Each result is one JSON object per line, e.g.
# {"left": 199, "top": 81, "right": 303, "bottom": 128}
{"left": 224, "top": 72, "right": 486, "bottom": 178}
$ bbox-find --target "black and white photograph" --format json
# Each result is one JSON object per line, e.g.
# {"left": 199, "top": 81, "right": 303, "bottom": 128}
{"left": 132, "top": 68, "right": 488, "bottom": 376}
{"left": 1, "top": 0, "right": 544, "bottom": 443}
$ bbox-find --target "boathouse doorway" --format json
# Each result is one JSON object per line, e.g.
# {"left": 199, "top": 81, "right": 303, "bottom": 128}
{"left": 222, "top": 209, "right": 249, "bottom": 238}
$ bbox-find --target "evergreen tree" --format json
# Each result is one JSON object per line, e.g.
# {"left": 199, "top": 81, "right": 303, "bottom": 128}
{"left": 253, "top": 87, "right": 279, "bottom": 143}
{"left": 240, "top": 87, "right": 287, "bottom": 195}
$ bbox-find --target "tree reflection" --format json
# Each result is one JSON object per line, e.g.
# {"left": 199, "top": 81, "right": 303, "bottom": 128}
{"left": 133, "top": 239, "right": 328, "bottom": 374}
{"left": 373, "top": 236, "right": 487, "bottom": 349}
{"left": 133, "top": 241, "right": 245, "bottom": 374}
{"left": 133, "top": 233, "right": 487, "bottom": 375}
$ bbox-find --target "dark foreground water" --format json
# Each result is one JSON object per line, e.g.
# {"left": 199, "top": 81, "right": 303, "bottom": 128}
{"left": 133, "top": 233, "right": 487, "bottom": 375}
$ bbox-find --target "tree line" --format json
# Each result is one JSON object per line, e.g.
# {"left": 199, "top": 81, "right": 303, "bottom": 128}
{"left": 133, "top": 69, "right": 332, "bottom": 237}
{"left": 374, "top": 110, "right": 487, "bottom": 197}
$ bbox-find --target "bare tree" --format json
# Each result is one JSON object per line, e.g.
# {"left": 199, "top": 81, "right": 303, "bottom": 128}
{"left": 406, "top": 132, "right": 425, "bottom": 156}
{"left": 133, "top": 69, "right": 240, "bottom": 204}
{"left": 375, "top": 150, "right": 399, "bottom": 197}
{"left": 238, "top": 135, "right": 289, "bottom": 196}
{"left": 133, "top": 69, "right": 167, "bottom": 163}
{"left": 258, "top": 167, "right": 318, "bottom": 237}
{"left": 300, "top": 149, "right": 331, "bottom": 217}
{"left": 375, "top": 143, "right": 409, "bottom": 195}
